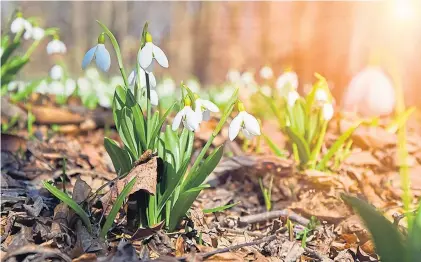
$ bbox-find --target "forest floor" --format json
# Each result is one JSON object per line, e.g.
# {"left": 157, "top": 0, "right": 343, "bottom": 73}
{"left": 1, "top": 97, "right": 420, "bottom": 262}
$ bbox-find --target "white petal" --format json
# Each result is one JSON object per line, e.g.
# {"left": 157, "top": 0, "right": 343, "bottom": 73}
{"left": 243, "top": 112, "right": 261, "bottom": 136}
{"left": 287, "top": 91, "right": 299, "bottom": 107}
{"left": 150, "top": 90, "right": 159, "bottom": 106}
{"left": 315, "top": 89, "right": 328, "bottom": 102}
{"left": 128, "top": 69, "right": 136, "bottom": 86}
{"left": 32, "top": 27, "right": 45, "bottom": 40}
{"left": 59, "top": 41, "right": 67, "bottom": 53}
{"left": 200, "top": 99, "right": 219, "bottom": 112}
{"left": 172, "top": 107, "right": 186, "bottom": 131}
{"left": 23, "top": 30, "right": 32, "bottom": 40}
{"left": 322, "top": 103, "right": 334, "bottom": 121}
{"left": 228, "top": 112, "right": 244, "bottom": 141}
{"left": 81, "top": 46, "right": 97, "bottom": 69}
{"left": 259, "top": 66, "right": 273, "bottom": 79}
{"left": 242, "top": 128, "right": 255, "bottom": 140}
{"left": 185, "top": 107, "right": 200, "bottom": 131}
{"left": 50, "top": 65, "right": 63, "bottom": 80}
{"left": 64, "top": 79, "right": 76, "bottom": 96}
{"left": 11, "top": 18, "right": 25, "bottom": 33}
{"left": 152, "top": 44, "right": 169, "bottom": 68}
{"left": 95, "top": 44, "right": 111, "bottom": 72}
{"left": 138, "top": 42, "right": 153, "bottom": 69}
{"left": 148, "top": 72, "right": 157, "bottom": 88}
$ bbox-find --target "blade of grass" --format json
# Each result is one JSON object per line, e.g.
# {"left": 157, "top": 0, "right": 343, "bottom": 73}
{"left": 43, "top": 181, "right": 92, "bottom": 233}
{"left": 203, "top": 201, "right": 241, "bottom": 214}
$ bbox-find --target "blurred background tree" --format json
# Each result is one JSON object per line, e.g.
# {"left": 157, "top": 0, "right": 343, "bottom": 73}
{"left": 1, "top": 1, "right": 420, "bottom": 106}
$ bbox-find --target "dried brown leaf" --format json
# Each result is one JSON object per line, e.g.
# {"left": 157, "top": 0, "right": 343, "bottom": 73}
{"left": 72, "top": 177, "right": 92, "bottom": 204}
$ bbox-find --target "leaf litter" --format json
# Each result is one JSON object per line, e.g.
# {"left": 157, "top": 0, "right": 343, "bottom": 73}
{"left": 1, "top": 108, "right": 421, "bottom": 261}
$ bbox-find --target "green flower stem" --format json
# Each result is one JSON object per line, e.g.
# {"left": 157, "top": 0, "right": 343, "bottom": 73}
{"left": 13, "top": 30, "right": 24, "bottom": 43}
{"left": 24, "top": 29, "right": 57, "bottom": 58}
{"left": 310, "top": 120, "right": 328, "bottom": 169}
{"left": 145, "top": 72, "right": 152, "bottom": 145}
{"left": 189, "top": 92, "right": 238, "bottom": 175}
{"left": 96, "top": 20, "right": 129, "bottom": 87}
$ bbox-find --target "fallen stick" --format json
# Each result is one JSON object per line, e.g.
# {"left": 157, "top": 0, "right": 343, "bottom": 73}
{"left": 238, "top": 209, "right": 310, "bottom": 227}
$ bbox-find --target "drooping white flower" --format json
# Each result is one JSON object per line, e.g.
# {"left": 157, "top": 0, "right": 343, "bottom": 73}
{"left": 261, "top": 85, "right": 272, "bottom": 96}
{"left": 77, "top": 77, "right": 92, "bottom": 97}
{"left": 47, "top": 39, "right": 67, "bottom": 54}
{"left": 322, "top": 103, "right": 334, "bottom": 121}
{"left": 11, "top": 15, "right": 32, "bottom": 34}
{"left": 49, "top": 81, "right": 65, "bottom": 95}
{"left": 35, "top": 80, "right": 49, "bottom": 94}
{"left": 7, "top": 81, "right": 25, "bottom": 92}
{"left": 172, "top": 98, "right": 201, "bottom": 132}
{"left": 241, "top": 72, "right": 255, "bottom": 85}
{"left": 24, "top": 27, "right": 45, "bottom": 40}
{"left": 259, "top": 66, "right": 273, "bottom": 80}
{"left": 157, "top": 78, "right": 176, "bottom": 97}
{"left": 85, "top": 68, "right": 100, "bottom": 80}
{"left": 276, "top": 71, "right": 298, "bottom": 91}
{"left": 226, "top": 69, "right": 241, "bottom": 83}
{"left": 287, "top": 90, "right": 300, "bottom": 107}
{"left": 138, "top": 32, "right": 168, "bottom": 70}
{"left": 315, "top": 88, "right": 328, "bottom": 102}
{"left": 82, "top": 33, "right": 111, "bottom": 72}
{"left": 64, "top": 79, "right": 76, "bottom": 96}
{"left": 229, "top": 102, "right": 261, "bottom": 141}
{"left": 185, "top": 79, "right": 200, "bottom": 93}
{"left": 128, "top": 69, "right": 159, "bottom": 106}
{"left": 213, "top": 85, "right": 234, "bottom": 104}
{"left": 343, "top": 66, "right": 395, "bottom": 117}
{"left": 50, "top": 65, "right": 64, "bottom": 80}
{"left": 195, "top": 97, "right": 219, "bottom": 122}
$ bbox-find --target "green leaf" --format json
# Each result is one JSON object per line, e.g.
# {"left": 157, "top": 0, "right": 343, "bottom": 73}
{"left": 183, "top": 145, "right": 224, "bottom": 191}
{"left": 341, "top": 194, "right": 408, "bottom": 262}
{"left": 148, "top": 102, "right": 176, "bottom": 149}
{"left": 1, "top": 56, "right": 29, "bottom": 78}
{"left": 118, "top": 107, "right": 138, "bottom": 157}
{"left": 285, "top": 126, "right": 310, "bottom": 166}
{"left": 10, "top": 79, "right": 42, "bottom": 102}
{"left": 104, "top": 137, "right": 132, "bottom": 177}
{"left": 262, "top": 133, "right": 286, "bottom": 157}
{"left": 203, "top": 201, "right": 240, "bottom": 214}
{"left": 409, "top": 201, "right": 421, "bottom": 261}
{"left": 100, "top": 177, "right": 136, "bottom": 239}
{"left": 1, "top": 41, "right": 20, "bottom": 65}
{"left": 168, "top": 185, "right": 210, "bottom": 231}
{"left": 316, "top": 121, "right": 361, "bottom": 170}
{"left": 43, "top": 182, "right": 92, "bottom": 233}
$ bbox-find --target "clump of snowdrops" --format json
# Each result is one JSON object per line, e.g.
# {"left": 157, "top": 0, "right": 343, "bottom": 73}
{"left": 44, "top": 20, "right": 261, "bottom": 237}
{"left": 260, "top": 70, "right": 359, "bottom": 170}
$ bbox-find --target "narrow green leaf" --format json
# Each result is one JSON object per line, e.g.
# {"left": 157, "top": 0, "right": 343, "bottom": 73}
{"left": 285, "top": 126, "right": 310, "bottom": 166}
{"left": 10, "top": 79, "right": 42, "bottom": 102}
{"left": 104, "top": 137, "right": 132, "bottom": 176}
{"left": 1, "top": 41, "right": 20, "bottom": 65}
{"left": 317, "top": 121, "right": 361, "bottom": 170}
{"left": 100, "top": 177, "right": 136, "bottom": 239}
{"left": 410, "top": 201, "right": 421, "bottom": 261}
{"left": 43, "top": 182, "right": 92, "bottom": 233}
{"left": 203, "top": 201, "right": 240, "bottom": 214}
{"left": 262, "top": 133, "right": 285, "bottom": 157}
{"left": 341, "top": 194, "right": 408, "bottom": 262}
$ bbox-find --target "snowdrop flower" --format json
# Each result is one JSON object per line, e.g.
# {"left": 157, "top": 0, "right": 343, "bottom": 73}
{"left": 24, "top": 26, "right": 44, "bottom": 40}
{"left": 128, "top": 68, "right": 157, "bottom": 88}
{"left": 157, "top": 78, "right": 176, "bottom": 97}
{"left": 49, "top": 81, "right": 65, "bottom": 95}
{"left": 64, "top": 79, "right": 76, "bottom": 96}
{"left": 7, "top": 81, "right": 25, "bottom": 92}
{"left": 10, "top": 13, "right": 32, "bottom": 34}
{"left": 260, "top": 66, "right": 273, "bottom": 80}
{"left": 226, "top": 69, "right": 241, "bottom": 83}
{"left": 172, "top": 97, "right": 201, "bottom": 132}
{"left": 241, "top": 72, "right": 255, "bottom": 86}
{"left": 213, "top": 85, "right": 233, "bottom": 104}
{"left": 186, "top": 79, "right": 201, "bottom": 93}
{"left": 50, "top": 65, "right": 64, "bottom": 80}
{"left": 287, "top": 90, "right": 300, "bottom": 107}
{"left": 128, "top": 69, "right": 159, "bottom": 106}
{"left": 276, "top": 70, "right": 298, "bottom": 91}
{"left": 77, "top": 77, "right": 92, "bottom": 96}
{"left": 35, "top": 80, "right": 49, "bottom": 94}
{"left": 82, "top": 33, "right": 111, "bottom": 72}
{"left": 195, "top": 96, "right": 219, "bottom": 122}
{"left": 138, "top": 32, "right": 168, "bottom": 70}
{"left": 229, "top": 102, "right": 261, "bottom": 141}
{"left": 85, "top": 68, "right": 100, "bottom": 80}
{"left": 261, "top": 85, "right": 272, "bottom": 96}
{"left": 315, "top": 88, "right": 328, "bottom": 102}
{"left": 322, "top": 103, "right": 334, "bottom": 121}
{"left": 47, "top": 38, "right": 67, "bottom": 54}
{"left": 98, "top": 91, "right": 113, "bottom": 108}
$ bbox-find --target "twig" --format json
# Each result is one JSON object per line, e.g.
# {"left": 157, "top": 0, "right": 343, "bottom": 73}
{"left": 238, "top": 209, "right": 310, "bottom": 227}
{"left": 201, "top": 234, "right": 277, "bottom": 259}
{"left": 222, "top": 228, "right": 266, "bottom": 237}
